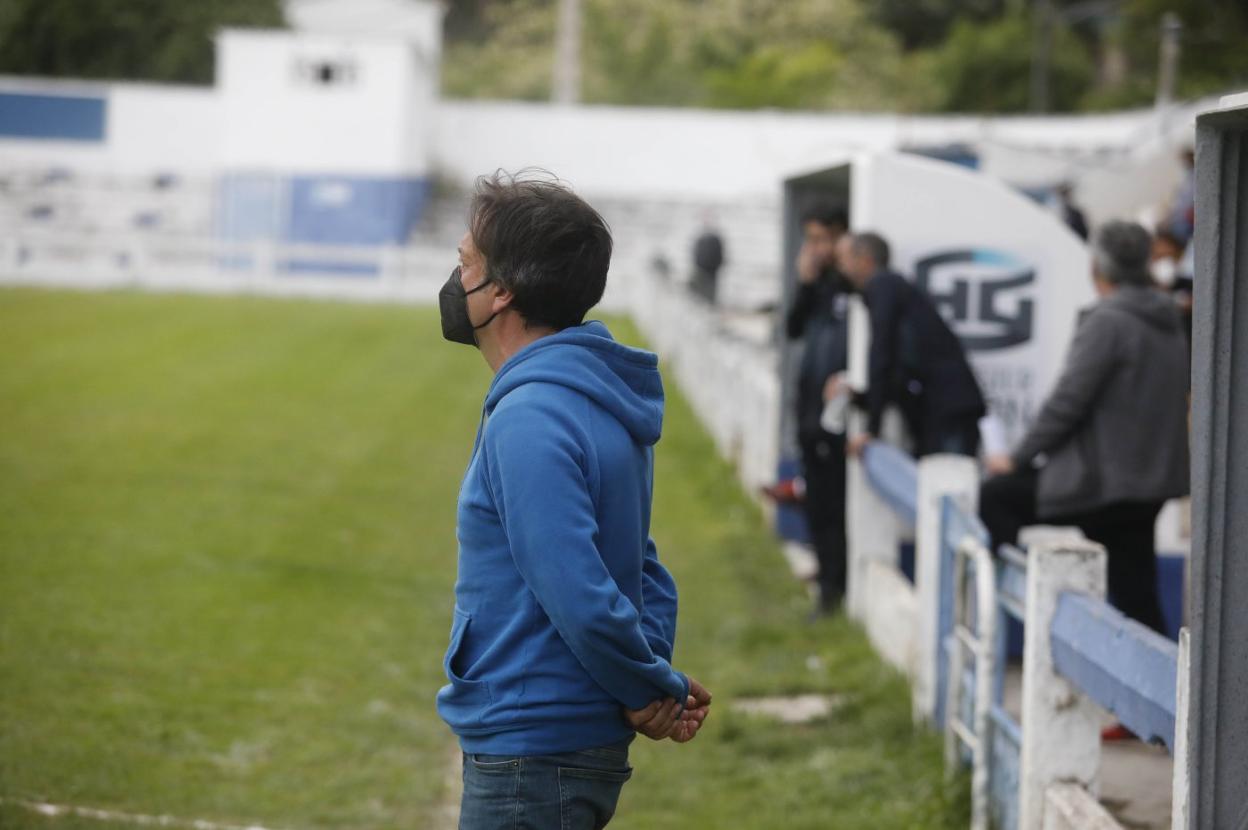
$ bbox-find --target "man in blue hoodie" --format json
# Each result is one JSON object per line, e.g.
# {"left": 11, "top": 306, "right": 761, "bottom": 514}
{"left": 436, "top": 171, "right": 712, "bottom": 829}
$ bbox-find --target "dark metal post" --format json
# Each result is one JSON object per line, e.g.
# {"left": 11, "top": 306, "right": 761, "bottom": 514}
{"left": 1155, "top": 12, "right": 1182, "bottom": 109}
{"left": 1187, "top": 94, "right": 1248, "bottom": 829}
{"left": 552, "top": 0, "right": 581, "bottom": 105}
{"left": 1029, "top": 0, "right": 1053, "bottom": 114}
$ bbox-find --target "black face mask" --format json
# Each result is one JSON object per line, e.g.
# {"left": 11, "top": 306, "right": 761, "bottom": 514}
{"left": 439, "top": 266, "right": 499, "bottom": 346}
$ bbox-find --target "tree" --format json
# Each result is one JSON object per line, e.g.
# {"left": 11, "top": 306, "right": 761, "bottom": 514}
{"left": 1111, "top": 0, "right": 1248, "bottom": 106}
{"left": 439, "top": 0, "right": 1245, "bottom": 114}
{"left": 441, "top": 0, "right": 556, "bottom": 101}
{"left": 445, "top": 0, "right": 925, "bottom": 110}
{"left": 924, "top": 13, "right": 1095, "bottom": 113}
{"left": 0, "top": 0, "right": 285, "bottom": 85}
{"left": 869, "top": 0, "right": 1007, "bottom": 51}
{"left": 685, "top": 0, "right": 928, "bottom": 111}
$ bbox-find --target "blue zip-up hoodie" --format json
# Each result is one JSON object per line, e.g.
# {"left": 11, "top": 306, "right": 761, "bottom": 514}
{"left": 437, "top": 321, "right": 689, "bottom": 755}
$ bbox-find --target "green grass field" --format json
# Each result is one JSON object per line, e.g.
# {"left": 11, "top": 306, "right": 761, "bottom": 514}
{"left": 0, "top": 287, "right": 967, "bottom": 829}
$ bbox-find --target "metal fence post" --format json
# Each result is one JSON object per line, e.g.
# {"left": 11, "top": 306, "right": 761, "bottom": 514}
{"left": 1188, "top": 93, "right": 1248, "bottom": 829}
{"left": 1171, "top": 627, "right": 1190, "bottom": 830}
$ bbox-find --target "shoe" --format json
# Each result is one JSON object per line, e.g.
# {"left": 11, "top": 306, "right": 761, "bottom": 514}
{"left": 761, "top": 477, "right": 805, "bottom": 504}
{"left": 805, "top": 600, "right": 841, "bottom": 624}
{"left": 1101, "top": 723, "right": 1136, "bottom": 742}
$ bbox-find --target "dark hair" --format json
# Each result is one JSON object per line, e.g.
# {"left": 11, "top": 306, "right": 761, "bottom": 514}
{"left": 1153, "top": 228, "right": 1186, "bottom": 254}
{"left": 800, "top": 201, "right": 848, "bottom": 232}
{"left": 468, "top": 169, "right": 612, "bottom": 330}
{"left": 1093, "top": 221, "right": 1152, "bottom": 287}
{"left": 850, "top": 231, "right": 891, "bottom": 269}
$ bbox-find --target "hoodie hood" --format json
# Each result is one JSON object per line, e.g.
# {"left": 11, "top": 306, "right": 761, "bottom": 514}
{"left": 1103, "top": 285, "right": 1182, "bottom": 332}
{"left": 483, "top": 321, "right": 664, "bottom": 446}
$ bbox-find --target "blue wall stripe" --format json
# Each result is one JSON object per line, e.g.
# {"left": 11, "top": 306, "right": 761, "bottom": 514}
{"left": 216, "top": 173, "right": 431, "bottom": 248}
{"left": 0, "top": 92, "right": 106, "bottom": 142}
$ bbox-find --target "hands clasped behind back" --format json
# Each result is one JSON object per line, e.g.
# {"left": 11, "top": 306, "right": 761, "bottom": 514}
{"left": 624, "top": 676, "right": 712, "bottom": 744}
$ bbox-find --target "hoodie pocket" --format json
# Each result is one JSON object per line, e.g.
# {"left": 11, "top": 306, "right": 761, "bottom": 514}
{"left": 440, "top": 606, "right": 492, "bottom": 728}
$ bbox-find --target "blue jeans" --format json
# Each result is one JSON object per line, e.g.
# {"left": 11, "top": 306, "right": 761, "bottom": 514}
{"left": 459, "top": 740, "right": 633, "bottom": 830}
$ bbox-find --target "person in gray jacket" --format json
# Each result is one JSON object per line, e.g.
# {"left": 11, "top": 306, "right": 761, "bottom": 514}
{"left": 980, "top": 221, "right": 1189, "bottom": 634}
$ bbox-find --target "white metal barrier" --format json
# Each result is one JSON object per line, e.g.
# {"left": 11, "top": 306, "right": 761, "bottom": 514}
{"left": 628, "top": 265, "right": 780, "bottom": 495}
{"left": 854, "top": 447, "right": 1188, "bottom": 830}
{"left": 945, "top": 535, "right": 997, "bottom": 830}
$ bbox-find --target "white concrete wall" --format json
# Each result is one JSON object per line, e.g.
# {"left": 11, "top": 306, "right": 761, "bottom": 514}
{"left": 0, "top": 71, "right": 1216, "bottom": 221}
{"left": 0, "top": 77, "right": 220, "bottom": 175}
{"left": 110, "top": 85, "right": 221, "bottom": 173}
{"left": 287, "top": 0, "right": 444, "bottom": 61}
{"left": 217, "top": 29, "right": 435, "bottom": 175}
{"left": 430, "top": 99, "right": 1203, "bottom": 203}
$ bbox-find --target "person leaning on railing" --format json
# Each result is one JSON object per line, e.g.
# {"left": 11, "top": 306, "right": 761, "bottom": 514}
{"left": 837, "top": 231, "right": 987, "bottom": 460}
{"left": 980, "top": 220, "right": 1190, "bottom": 638}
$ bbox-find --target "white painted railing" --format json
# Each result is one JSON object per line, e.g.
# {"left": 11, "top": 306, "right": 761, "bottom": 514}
{"left": 945, "top": 534, "right": 997, "bottom": 830}
{"left": 851, "top": 443, "right": 1190, "bottom": 830}
{"left": 628, "top": 265, "right": 780, "bottom": 495}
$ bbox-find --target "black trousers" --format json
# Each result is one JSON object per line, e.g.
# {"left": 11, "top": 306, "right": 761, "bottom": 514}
{"left": 914, "top": 412, "right": 981, "bottom": 458}
{"left": 980, "top": 468, "right": 1166, "bottom": 634}
{"left": 801, "top": 433, "right": 847, "bottom": 609}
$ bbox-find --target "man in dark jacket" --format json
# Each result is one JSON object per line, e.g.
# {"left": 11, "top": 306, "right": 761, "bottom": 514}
{"left": 691, "top": 219, "right": 725, "bottom": 305}
{"left": 980, "top": 221, "right": 1190, "bottom": 634}
{"left": 784, "top": 203, "right": 851, "bottom": 617}
{"left": 1056, "top": 182, "right": 1089, "bottom": 241}
{"left": 838, "top": 231, "right": 986, "bottom": 458}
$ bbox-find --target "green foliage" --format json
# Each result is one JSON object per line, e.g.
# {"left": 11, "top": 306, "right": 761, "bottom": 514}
{"left": 0, "top": 0, "right": 1244, "bottom": 113}
{"left": 582, "top": 0, "right": 704, "bottom": 106}
{"left": 444, "top": 0, "right": 926, "bottom": 111}
{"left": 868, "top": 0, "right": 1007, "bottom": 51}
{"left": 924, "top": 13, "right": 1095, "bottom": 113}
{"left": 702, "top": 42, "right": 844, "bottom": 110}
{"left": 686, "top": 0, "right": 927, "bottom": 112}
{"left": 0, "top": 0, "right": 285, "bottom": 85}
{"left": 441, "top": 0, "right": 556, "bottom": 101}
{"left": 444, "top": 0, "right": 1247, "bottom": 114}
{"left": 1114, "top": 0, "right": 1248, "bottom": 105}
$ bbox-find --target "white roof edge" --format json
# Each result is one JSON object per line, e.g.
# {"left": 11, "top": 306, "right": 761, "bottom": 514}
{"left": 1218, "top": 91, "right": 1248, "bottom": 111}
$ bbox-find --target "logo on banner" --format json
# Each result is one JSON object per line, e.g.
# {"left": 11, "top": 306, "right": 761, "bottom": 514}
{"left": 914, "top": 249, "right": 1035, "bottom": 351}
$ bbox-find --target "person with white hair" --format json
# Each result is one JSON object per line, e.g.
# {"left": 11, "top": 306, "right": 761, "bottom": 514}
{"left": 981, "top": 220, "right": 1190, "bottom": 638}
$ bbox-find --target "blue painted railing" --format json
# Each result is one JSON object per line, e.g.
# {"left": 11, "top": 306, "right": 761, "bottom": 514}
{"left": 988, "top": 545, "right": 1027, "bottom": 830}
{"left": 1050, "top": 592, "right": 1179, "bottom": 750}
{"left": 861, "top": 442, "right": 918, "bottom": 526}
{"left": 857, "top": 446, "right": 1181, "bottom": 829}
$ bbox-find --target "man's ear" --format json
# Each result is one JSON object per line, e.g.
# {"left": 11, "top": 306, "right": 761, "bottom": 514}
{"left": 491, "top": 284, "right": 515, "bottom": 314}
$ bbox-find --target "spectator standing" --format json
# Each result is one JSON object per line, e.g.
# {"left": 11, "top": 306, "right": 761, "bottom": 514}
{"left": 783, "top": 203, "right": 851, "bottom": 618}
{"left": 1055, "top": 182, "right": 1089, "bottom": 241}
{"left": 980, "top": 221, "right": 1190, "bottom": 635}
{"left": 1165, "top": 148, "right": 1196, "bottom": 245}
{"left": 1151, "top": 228, "right": 1193, "bottom": 345}
{"left": 437, "top": 172, "right": 711, "bottom": 829}
{"left": 690, "top": 216, "right": 726, "bottom": 305}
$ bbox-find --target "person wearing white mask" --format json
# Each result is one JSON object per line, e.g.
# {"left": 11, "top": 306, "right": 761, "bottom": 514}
{"left": 1151, "top": 229, "right": 1193, "bottom": 344}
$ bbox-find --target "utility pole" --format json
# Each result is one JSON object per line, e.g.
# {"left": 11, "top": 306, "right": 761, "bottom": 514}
{"left": 1030, "top": 0, "right": 1053, "bottom": 113}
{"left": 1155, "top": 12, "right": 1182, "bottom": 109}
{"left": 553, "top": 0, "right": 581, "bottom": 105}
